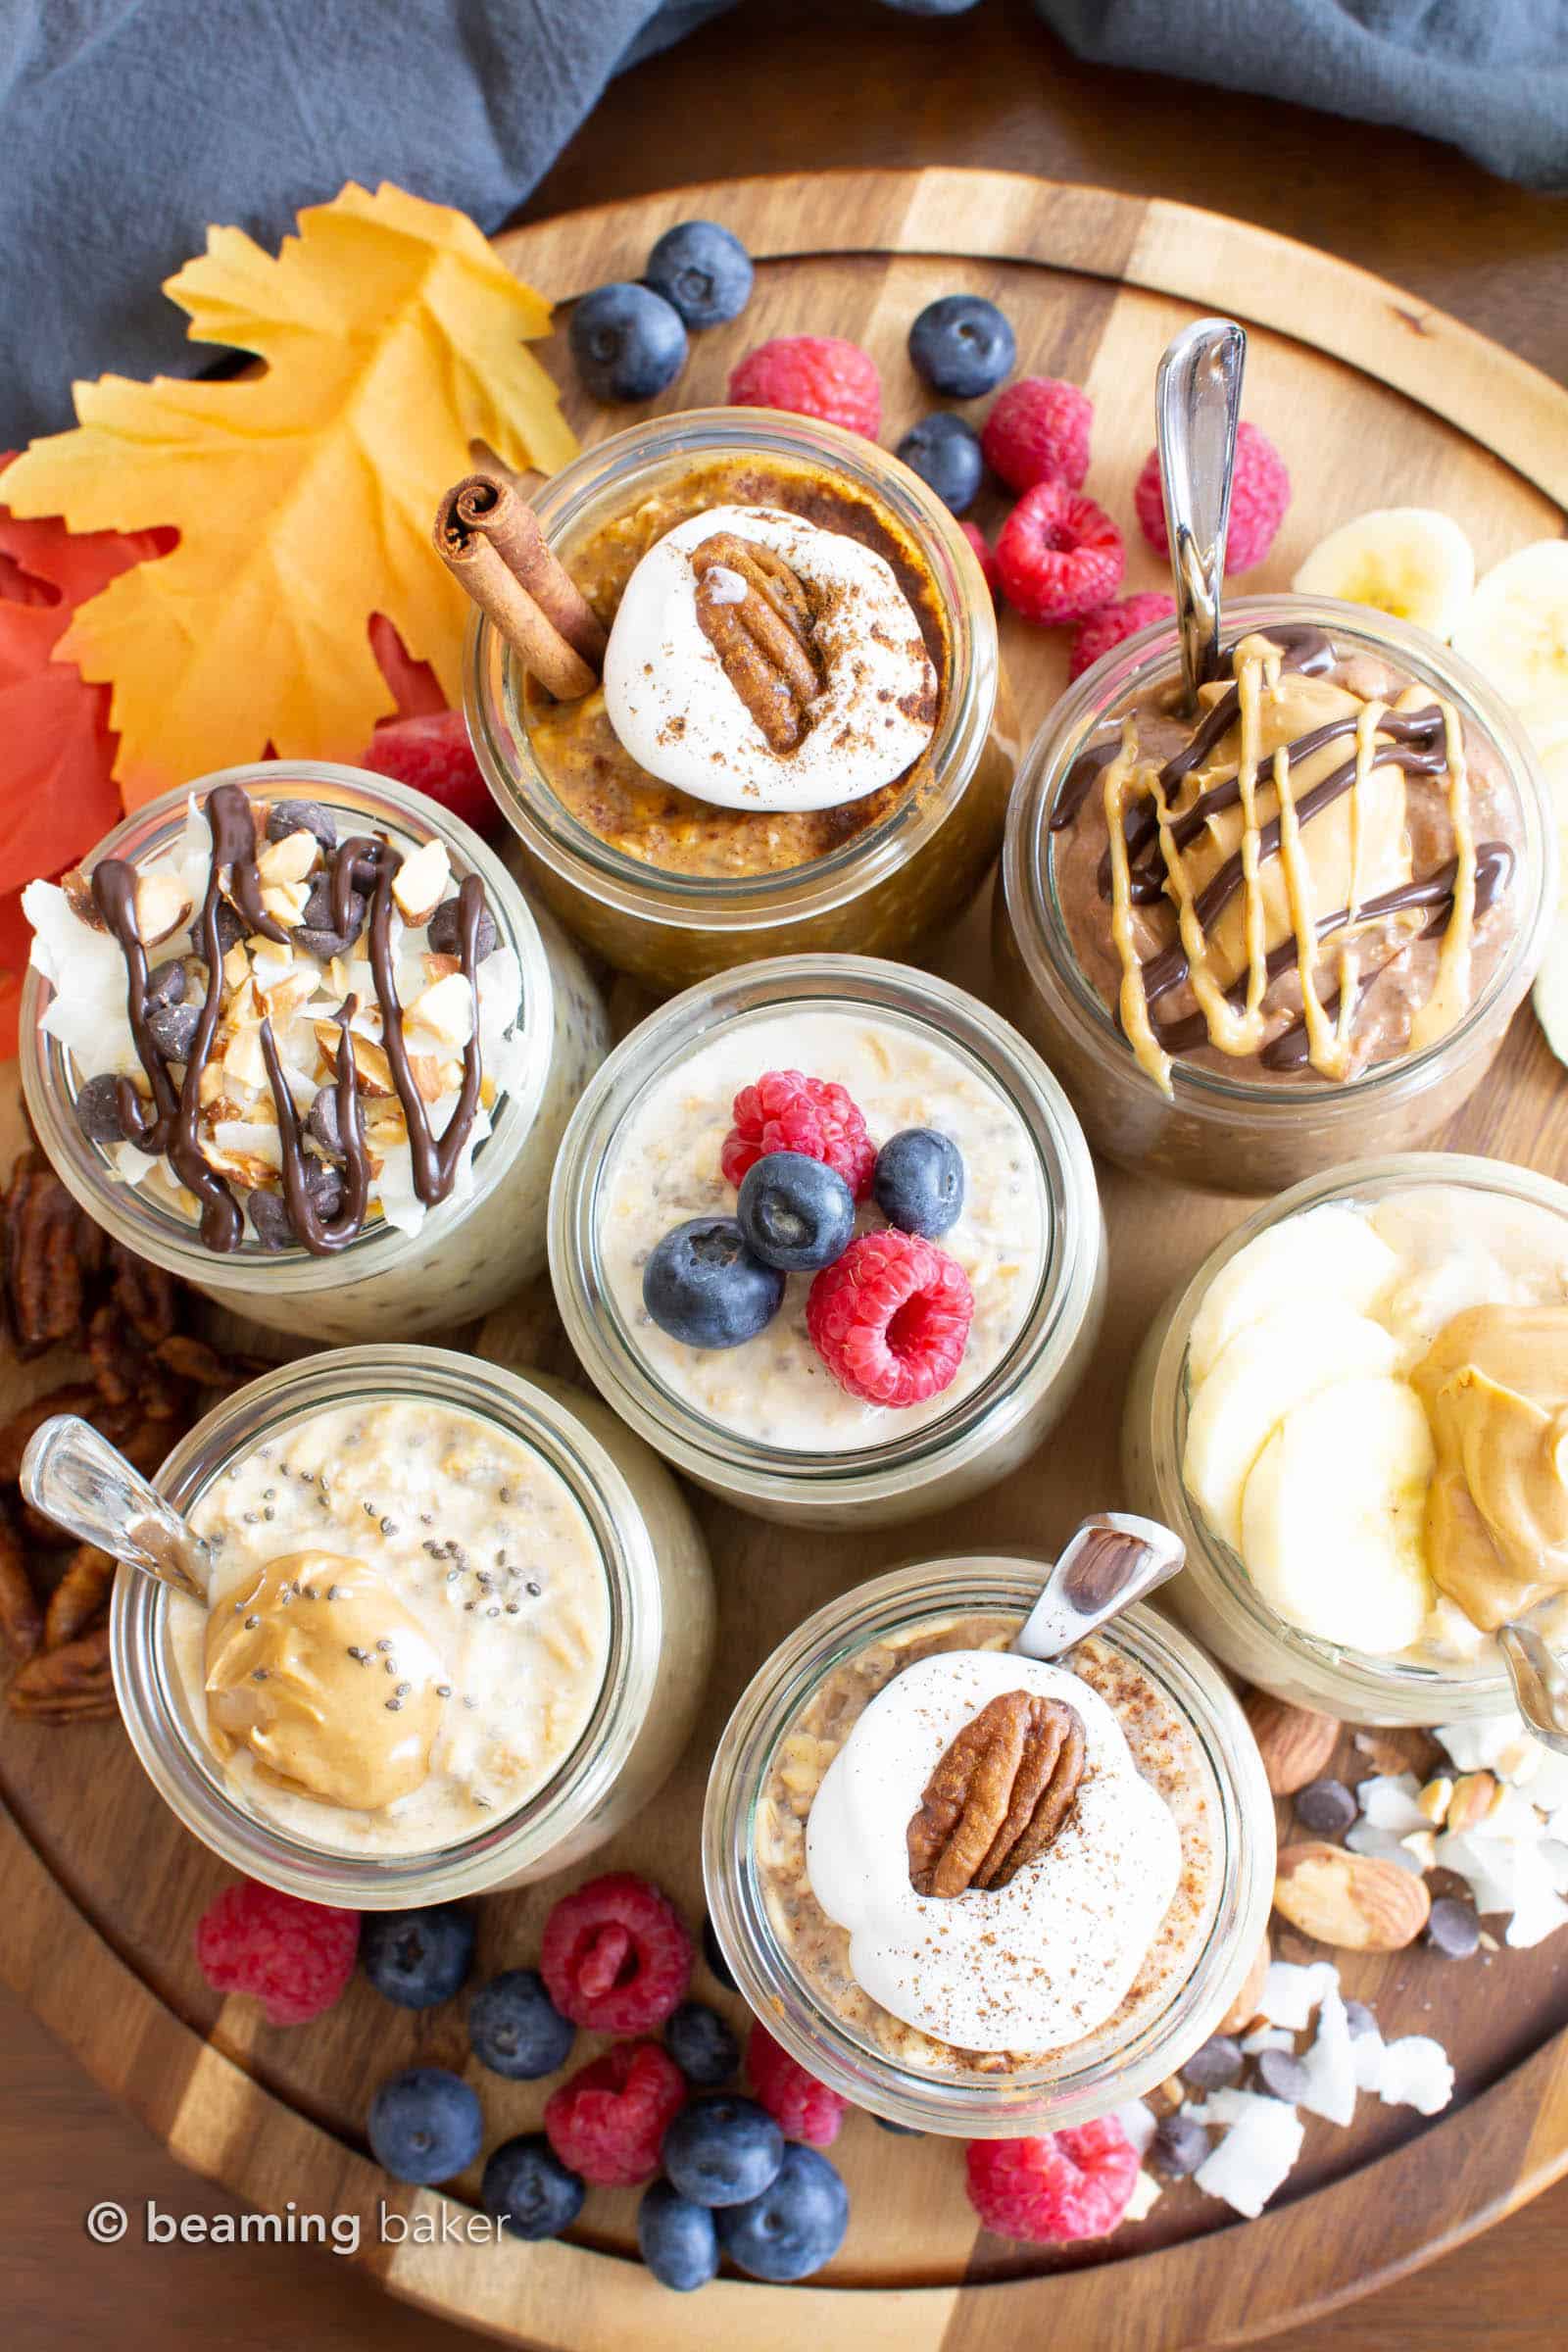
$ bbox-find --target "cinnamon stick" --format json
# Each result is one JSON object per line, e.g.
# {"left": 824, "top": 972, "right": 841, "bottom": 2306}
{"left": 432, "top": 474, "right": 600, "bottom": 702}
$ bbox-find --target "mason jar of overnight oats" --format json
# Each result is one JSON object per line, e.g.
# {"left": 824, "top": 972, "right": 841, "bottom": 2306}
{"left": 703, "top": 1556, "right": 1273, "bottom": 2134}
{"left": 465, "top": 409, "right": 1016, "bottom": 993}
{"left": 1124, "top": 1153, "right": 1568, "bottom": 1726}
{"left": 112, "top": 1347, "right": 714, "bottom": 1905}
{"left": 21, "top": 762, "right": 609, "bottom": 1344}
{"left": 995, "top": 596, "right": 1554, "bottom": 1194}
{"left": 549, "top": 955, "right": 1105, "bottom": 1528}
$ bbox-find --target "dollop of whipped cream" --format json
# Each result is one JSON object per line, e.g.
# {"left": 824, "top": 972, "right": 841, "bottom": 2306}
{"left": 805, "top": 1647, "right": 1180, "bottom": 2052}
{"left": 601, "top": 504, "right": 938, "bottom": 812}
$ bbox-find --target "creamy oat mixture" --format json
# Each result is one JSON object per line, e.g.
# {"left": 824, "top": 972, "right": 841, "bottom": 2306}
{"left": 598, "top": 1007, "right": 1049, "bottom": 1450}
{"left": 171, "top": 1398, "right": 611, "bottom": 1855}
{"left": 757, "top": 1612, "right": 1218, "bottom": 2079}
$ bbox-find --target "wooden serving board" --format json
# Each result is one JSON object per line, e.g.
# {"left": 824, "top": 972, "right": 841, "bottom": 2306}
{"left": 6, "top": 169, "right": 1568, "bottom": 2352}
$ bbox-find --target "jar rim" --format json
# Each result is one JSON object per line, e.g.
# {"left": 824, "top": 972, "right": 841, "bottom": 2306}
{"left": 111, "top": 1347, "right": 662, "bottom": 1905}
{"left": 702, "top": 1554, "right": 1274, "bottom": 2132}
{"left": 465, "top": 407, "right": 1001, "bottom": 933}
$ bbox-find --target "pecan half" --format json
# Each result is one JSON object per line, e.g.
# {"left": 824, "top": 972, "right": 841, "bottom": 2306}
{"left": 692, "top": 532, "right": 822, "bottom": 753}
{"left": 0, "top": 1503, "right": 43, "bottom": 1662}
{"left": 907, "top": 1690, "right": 1086, "bottom": 1897}
{"left": 44, "top": 1544, "right": 117, "bottom": 1650}
{"left": 8, "top": 1622, "right": 115, "bottom": 1720}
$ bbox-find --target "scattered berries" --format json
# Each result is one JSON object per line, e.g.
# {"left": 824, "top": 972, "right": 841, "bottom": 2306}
{"left": 642, "top": 1216, "right": 785, "bottom": 1348}
{"left": 1068, "top": 591, "right": 1177, "bottom": 680}
{"left": 194, "top": 1880, "right": 359, "bottom": 2026}
{"left": 736, "top": 1151, "right": 856, "bottom": 1274}
{"left": 543, "top": 2042, "right": 687, "bottom": 2188}
{"left": 807, "top": 1229, "right": 974, "bottom": 1407}
{"left": 908, "top": 293, "right": 1016, "bottom": 399}
{"left": 662, "top": 2094, "right": 785, "bottom": 2207}
{"left": 716, "top": 2144, "right": 850, "bottom": 2280}
{"left": 747, "top": 2023, "right": 847, "bottom": 2148}
{"left": 570, "top": 281, "right": 689, "bottom": 404}
{"left": 996, "top": 481, "right": 1125, "bottom": 625}
{"left": 359, "top": 1904, "right": 475, "bottom": 2010}
{"left": 361, "top": 710, "right": 495, "bottom": 841}
{"left": 644, "top": 220, "right": 754, "bottom": 329}
{"left": 368, "top": 2066, "right": 483, "bottom": 2185}
{"left": 1133, "top": 420, "right": 1290, "bottom": 573}
{"left": 728, "top": 335, "right": 881, "bottom": 438}
{"left": 468, "top": 1967, "right": 576, "bottom": 2080}
{"left": 982, "top": 376, "right": 1093, "bottom": 494}
{"left": 895, "top": 412, "right": 984, "bottom": 514}
{"left": 664, "top": 2000, "right": 742, "bottom": 2088}
{"left": 872, "top": 1127, "right": 964, "bottom": 1239}
{"left": 960, "top": 519, "right": 1001, "bottom": 598}
{"left": 721, "top": 1070, "right": 877, "bottom": 1200}
{"left": 638, "top": 2180, "right": 720, "bottom": 2291}
{"left": 964, "top": 2118, "right": 1139, "bottom": 2242}
{"left": 541, "top": 1872, "right": 694, "bottom": 2034}
{"left": 481, "top": 2134, "right": 586, "bottom": 2240}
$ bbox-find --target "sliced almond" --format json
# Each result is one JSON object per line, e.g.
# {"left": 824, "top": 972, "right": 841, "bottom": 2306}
{"left": 479, "top": 1075, "right": 497, "bottom": 1111}
{"left": 405, "top": 970, "right": 473, "bottom": 1051}
{"left": 1400, "top": 1829, "right": 1438, "bottom": 1872}
{"left": 422, "top": 951, "right": 462, "bottom": 984}
{"left": 1242, "top": 1690, "right": 1342, "bottom": 1795}
{"left": 201, "top": 1144, "right": 278, "bottom": 1190}
{"left": 1416, "top": 1776, "right": 1453, "bottom": 1826}
{"left": 1494, "top": 1738, "right": 1541, "bottom": 1787}
{"left": 222, "top": 941, "right": 252, "bottom": 992}
{"left": 198, "top": 1061, "right": 232, "bottom": 1109}
{"left": 259, "top": 967, "right": 317, "bottom": 1023}
{"left": 406, "top": 1053, "right": 447, "bottom": 1105}
{"left": 223, "top": 1024, "right": 269, "bottom": 1092}
{"left": 315, "top": 1022, "right": 394, "bottom": 1097}
{"left": 257, "top": 828, "right": 318, "bottom": 887}
{"left": 1447, "top": 1770, "right": 1501, "bottom": 1833}
{"left": 392, "top": 840, "right": 451, "bottom": 928}
{"left": 134, "top": 870, "right": 193, "bottom": 947}
{"left": 1274, "top": 1841, "right": 1431, "bottom": 1950}
{"left": 63, "top": 866, "right": 107, "bottom": 931}
{"left": 260, "top": 879, "right": 311, "bottom": 929}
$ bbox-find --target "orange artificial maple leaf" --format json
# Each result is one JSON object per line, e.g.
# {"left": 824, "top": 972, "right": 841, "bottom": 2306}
{"left": 4, "top": 182, "right": 576, "bottom": 808}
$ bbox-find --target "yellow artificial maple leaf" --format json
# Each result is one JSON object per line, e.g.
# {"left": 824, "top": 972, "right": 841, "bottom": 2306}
{"left": 5, "top": 181, "right": 577, "bottom": 806}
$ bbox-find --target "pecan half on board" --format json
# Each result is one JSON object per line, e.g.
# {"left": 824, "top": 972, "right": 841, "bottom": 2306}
{"left": 907, "top": 1690, "right": 1086, "bottom": 1897}
{"left": 691, "top": 532, "right": 823, "bottom": 753}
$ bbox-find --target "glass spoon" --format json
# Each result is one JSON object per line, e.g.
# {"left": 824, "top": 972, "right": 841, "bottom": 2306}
{"left": 21, "top": 1413, "right": 211, "bottom": 1602}
{"left": 1154, "top": 316, "right": 1247, "bottom": 704}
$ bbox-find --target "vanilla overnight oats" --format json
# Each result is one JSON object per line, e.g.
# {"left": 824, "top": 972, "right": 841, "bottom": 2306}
{"left": 114, "top": 1348, "right": 715, "bottom": 1903}
{"left": 549, "top": 956, "right": 1104, "bottom": 1526}
{"left": 22, "top": 763, "right": 609, "bottom": 1343}
{"left": 704, "top": 1558, "right": 1274, "bottom": 2133}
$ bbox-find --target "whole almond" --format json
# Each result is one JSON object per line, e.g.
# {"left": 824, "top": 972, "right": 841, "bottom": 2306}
{"left": 1274, "top": 1841, "right": 1431, "bottom": 1950}
{"left": 1243, "top": 1690, "right": 1342, "bottom": 1794}
{"left": 1216, "top": 1931, "right": 1271, "bottom": 2034}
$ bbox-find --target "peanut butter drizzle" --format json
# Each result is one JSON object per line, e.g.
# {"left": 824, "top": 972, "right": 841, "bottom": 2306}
{"left": 1410, "top": 1305, "right": 1568, "bottom": 1633}
{"left": 1102, "top": 730, "right": 1172, "bottom": 1094}
{"left": 1407, "top": 701, "right": 1476, "bottom": 1053}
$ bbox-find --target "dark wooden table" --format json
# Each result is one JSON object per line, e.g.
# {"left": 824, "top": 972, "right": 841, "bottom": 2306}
{"left": 13, "top": 3, "right": 1567, "bottom": 2346}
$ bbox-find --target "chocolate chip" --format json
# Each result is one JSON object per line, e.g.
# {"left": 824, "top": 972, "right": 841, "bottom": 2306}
{"left": 246, "top": 1189, "right": 293, "bottom": 1251}
{"left": 212, "top": 898, "right": 246, "bottom": 957}
{"left": 1294, "top": 1777, "right": 1358, "bottom": 1836}
{"left": 308, "top": 1086, "right": 347, "bottom": 1161}
{"left": 303, "top": 1160, "right": 344, "bottom": 1222}
{"left": 1426, "top": 1895, "right": 1480, "bottom": 1960}
{"left": 148, "top": 1000, "right": 202, "bottom": 1061}
{"left": 144, "top": 958, "right": 187, "bottom": 1012}
{"left": 1150, "top": 2113, "right": 1209, "bottom": 2178}
{"left": 1343, "top": 1998, "right": 1378, "bottom": 2040}
{"left": 426, "top": 897, "right": 497, "bottom": 959}
{"left": 268, "top": 798, "right": 337, "bottom": 854}
{"left": 294, "top": 877, "right": 367, "bottom": 959}
{"left": 1181, "top": 2034, "right": 1244, "bottom": 2091}
{"left": 74, "top": 1072, "right": 130, "bottom": 1144}
{"left": 1254, "top": 2047, "right": 1310, "bottom": 2104}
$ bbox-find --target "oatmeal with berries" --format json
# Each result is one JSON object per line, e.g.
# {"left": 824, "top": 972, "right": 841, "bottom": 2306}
{"left": 596, "top": 1006, "right": 1050, "bottom": 1450}
{"left": 169, "top": 1397, "right": 611, "bottom": 1855}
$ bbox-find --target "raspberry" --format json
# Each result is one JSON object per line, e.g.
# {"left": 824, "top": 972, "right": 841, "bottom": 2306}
{"left": 721, "top": 1070, "right": 877, "bottom": 1200}
{"left": 727, "top": 336, "right": 881, "bottom": 438}
{"left": 1133, "top": 421, "right": 1291, "bottom": 574}
{"left": 981, "top": 376, "right": 1093, "bottom": 494}
{"left": 807, "top": 1229, "right": 974, "bottom": 1407}
{"left": 360, "top": 710, "right": 497, "bottom": 841}
{"left": 965, "top": 2119, "right": 1139, "bottom": 2242}
{"left": 543, "top": 2042, "right": 687, "bottom": 2187}
{"left": 194, "top": 1880, "right": 360, "bottom": 2026}
{"left": 540, "top": 1871, "right": 693, "bottom": 2033}
{"left": 996, "top": 482, "right": 1125, "bottom": 626}
{"left": 960, "top": 520, "right": 1001, "bottom": 599}
{"left": 1068, "top": 592, "right": 1177, "bottom": 681}
{"left": 747, "top": 2024, "right": 847, "bottom": 2148}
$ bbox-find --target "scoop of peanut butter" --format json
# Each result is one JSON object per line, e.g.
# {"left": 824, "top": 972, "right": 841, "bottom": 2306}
{"left": 204, "top": 1551, "right": 446, "bottom": 1811}
{"left": 1409, "top": 1305, "right": 1568, "bottom": 1632}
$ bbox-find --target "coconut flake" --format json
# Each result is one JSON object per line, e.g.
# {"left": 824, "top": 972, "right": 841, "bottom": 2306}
{"left": 1356, "top": 1773, "right": 1430, "bottom": 1834}
{"left": 1376, "top": 2035, "right": 1454, "bottom": 2115}
{"left": 1433, "top": 1715, "right": 1530, "bottom": 1777}
{"left": 1111, "top": 2099, "right": 1157, "bottom": 2159}
{"left": 1242, "top": 2027, "right": 1297, "bottom": 2055}
{"left": 1347, "top": 1821, "right": 1428, "bottom": 1874}
{"left": 1258, "top": 1959, "right": 1339, "bottom": 2032}
{"left": 1124, "top": 2169, "right": 1162, "bottom": 2222}
{"left": 1189, "top": 2090, "right": 1305, "bottom": 2219}
{"left": 1295, "top": 1987, "right": 1357, "bottom": 2127}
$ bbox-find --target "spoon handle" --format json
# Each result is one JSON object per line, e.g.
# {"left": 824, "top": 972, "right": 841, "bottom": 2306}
{"left": 1155, "top": 318, "right": 1247, "bottom": 704}
{"left": 21, "top": 1414, "right": 210, "bottom": 1601}
{"left": 1010, "top": 1512, "right": 1186, "bottom": 1661}
{"left": 1497, "top": 1617, "right": 1568, "bottom": 1760}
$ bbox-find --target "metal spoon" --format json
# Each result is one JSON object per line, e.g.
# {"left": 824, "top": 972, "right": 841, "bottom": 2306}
{"left": 1154, "top": 317, "right": 1247, "bottom": 704}
{"left": 1011, "top": 1512, "right": 1186, "bottom": 1661}
{"left": 1497, "top": 1615, "right": 1568, "bottom": 1759}
{"left": 21, "top": 1414, "right": 211, "bottom": 1601}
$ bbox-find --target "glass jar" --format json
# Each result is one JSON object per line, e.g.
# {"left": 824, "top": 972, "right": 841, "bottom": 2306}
{"left": 1122, "top": 1152, "right": 1568, "bottom": 1723}
{"left": 549, "top": 955, "right": 1105, "bottom": 1528}
{"left": 21, "top": 761, "right": 610, "bottom": 1343}
{"left": 703, "top": 1555, "right": 1273, "bottom": 2134}
{"left": 112, "top": 1346, "right": 714, "bottom": 1906}
{"left": 465, "top": 408, "right": 1016, "bottom": 993}
{"left": 995, "top": 595, "right": 1554, "bottom": 1194}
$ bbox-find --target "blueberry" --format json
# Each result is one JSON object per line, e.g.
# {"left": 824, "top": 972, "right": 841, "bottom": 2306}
{"left": 736, "top": 1152, "right": 855, "bottom": 1274}
{"left": 569, "top": 282, "right": 688, "bottom": 404}
{"left": 702, "top": 1915, "right": 738, "bottom": 1991}
{"left": 872, "top": 1128, "right": 965, "bottom": 1237}
{"left": 715, "top": 2143, "right": 849, "bottom": 2281}
{"left": 147, "top": 1000, "right": 202, "bottom": 1061}
{"left": 644, "top": 220, "right": 754, "bottom": 330}
{"left": 361, "top": 1904, "right": 475, "bottom": 2009}
{"left": 637, "top": 2180, "right": 719, "bottom": 2291}
{"left": 74, "top": 1073, "right": 129, "bottom": 1146}
{"left": 895, "top": 413, "right": 984, "bottom": 515}
{"left": 267, "top": 798, "right": 337, "bottom": 854}
{"left": 1294, "top": 1777, "right": 1358, "bottom": 1836}
{"left": 144, "top": 958, "right": 187, "bottom": 1013}
{"left": 1150, "top": 2113, "right": 1209, "bottom": 2178}
{"left": 481, "top": 2133, "right": 584, "bottom": 2240}
{"left": 426, "top": 897, "right": 498, "bottom": 960}
{"left": 469, "top": 1968, "right": 575, "bottom": 2080}
{"left": 367, "top": 2066, "right": 483, "bottom": 2184}
{"left": 1181, "top": 2034, "right": 1244, "bottom": 2091}
{"left": 908, "top": 293, "right": 1016, "bottom": 399}
{"left": 295, "top": 877, "right": 366, "bottom": 960}
{"left": 664, "top": 2000, "right": 739, "bottom": 2088}
{"left": 661, "top": 2095, "right": 784, "bottom": 2208}
{"left": 642, "top": 1217, "right": 784, "bottom": 1348}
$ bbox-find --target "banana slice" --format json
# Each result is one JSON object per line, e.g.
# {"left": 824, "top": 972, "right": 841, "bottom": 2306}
{"left": 1530, "top": 732, "right": 1568, "bottom": 1067}
{"left": 1240, "top": 1376, "right": 1436, "bottom": 1653}
{"left": 1455, "top": 540, "right": 1568, "bottom": 745}
{"left": 1187, "top": 1205, "right": 1398, "bottom": 1385}
{"left": 1292, "top": 507, "right": 1475, "bottom": 641}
